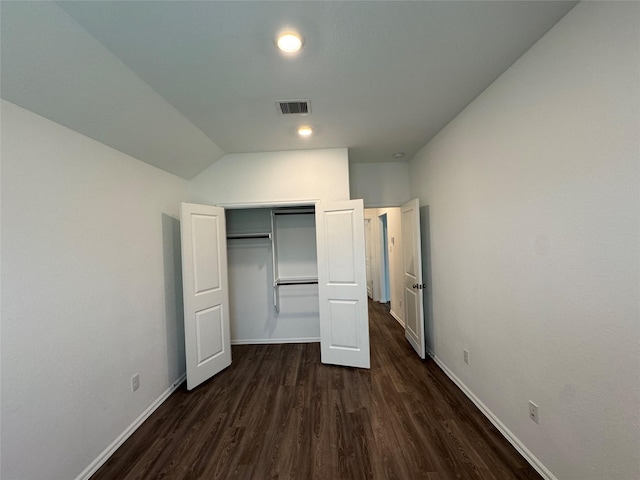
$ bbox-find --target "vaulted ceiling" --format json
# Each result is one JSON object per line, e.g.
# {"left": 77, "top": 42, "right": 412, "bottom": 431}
{"left": 1, "top": 1, "right": 577, "bottom": 179}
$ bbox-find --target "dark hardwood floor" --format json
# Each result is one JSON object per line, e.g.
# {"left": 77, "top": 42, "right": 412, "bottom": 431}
{"left": 91, "top": 300, "right": 541, "bottom": 479}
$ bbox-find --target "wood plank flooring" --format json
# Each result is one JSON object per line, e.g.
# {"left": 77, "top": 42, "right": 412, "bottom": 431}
{"left": 91, "top": 301, "right": 542, "bottom": 479}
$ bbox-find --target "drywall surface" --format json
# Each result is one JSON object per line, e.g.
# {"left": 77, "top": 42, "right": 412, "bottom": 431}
{"left": 364, "top": 207, "right": 404, "bottom": 324}
{"left": 350, "top": 162, "right": 410, "bottom": 207}
{"left": 189, "top": 148, "right": 350, "bottom": 206}
{"left": 409, "top": 3, "right": 639, "bottom": 479}
{"left": 0, "top": 1, "right": 224, "bottom": 179}
{"left": 1, "top": 100, "right": 189, "bottom": 479}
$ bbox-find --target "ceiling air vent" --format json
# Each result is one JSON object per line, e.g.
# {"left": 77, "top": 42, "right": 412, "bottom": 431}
{"left": 276, "top": 100, "right": 311, "bottom": 115}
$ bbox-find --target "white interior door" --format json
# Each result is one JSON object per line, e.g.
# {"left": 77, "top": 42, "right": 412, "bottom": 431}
{"left": 401, "top": 199, "right": 426, "bottom": 359}
{"left": 180, "top": 202, "right": 231, "bottom": 390}
{"left": 316, "top": 199, "right": 370, "bottom": 369}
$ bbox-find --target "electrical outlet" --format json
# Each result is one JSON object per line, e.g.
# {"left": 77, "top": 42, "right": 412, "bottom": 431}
{"left": 529, "top": 401, "right": 539, "bottom": 424}
{"left": 132, "top": 374, "right": 140, "bottom": 392}
{"left": 463, "top": 349, "right": 470, "bottom": 365}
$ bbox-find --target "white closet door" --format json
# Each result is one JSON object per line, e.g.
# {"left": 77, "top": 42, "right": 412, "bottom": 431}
{"left": 316, "top": 199, "right": 370, "bottom": 369}
{"left": 401, "top": 199, "right": 426, "bottom": 359}
{"left": 180, "top": 203, "right": 231, "bottom": 390}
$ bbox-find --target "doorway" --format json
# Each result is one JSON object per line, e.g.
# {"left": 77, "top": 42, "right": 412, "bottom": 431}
{"left": 364, "top": 218, "right": 373, "bottom": 298}
{"left": 363, "top": 207, "right": 402, "bottom": 323}
{"left": 378, "top": 213, "right": 390, "bottom": 304}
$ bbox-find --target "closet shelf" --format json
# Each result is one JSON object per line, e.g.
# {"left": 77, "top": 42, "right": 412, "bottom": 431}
{"left": 274, "top": 277, "right": 319, "bottom": 286}
{"left": 227, "top": 232, "right": 272, "bottom": 239}
{"left": 272, "top": 208, "right": 315, "bottom": 216}
{"left": 271, "top": 208, "right": 317, "bottom": 313}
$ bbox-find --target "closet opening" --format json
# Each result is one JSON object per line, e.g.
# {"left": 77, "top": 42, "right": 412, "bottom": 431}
{"left": 379, "top": 213, "right": 390, "bottom": 304}
{"left": 225, "top": 205, "right": 320, "bottom": 346}
{"left": 181, "top": 199, "right": 370, "bottom": 388}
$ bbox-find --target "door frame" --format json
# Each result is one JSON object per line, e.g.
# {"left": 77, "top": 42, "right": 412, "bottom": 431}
{"left": 364, "top": 217, "right": 373, "bottom": 298}
{"left": 378, "top": 213, "right": 390, "bottom": 303}
{"left": 217, "top": 199, "right": 319, "bottom": 210}
{"left": 364, "top": 209, "right": 381, "bottom": 302}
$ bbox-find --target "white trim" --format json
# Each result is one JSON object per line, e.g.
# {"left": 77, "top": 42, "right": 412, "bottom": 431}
{"left": 390, "top": 309, "right": 405, "bottom": 327}
{"left": 231, "top": 337, "right": 320, "bottom": 345}
{"left": 429, "top": 355, "right": 557, "bottom": 480}
{"left": 362, "top": 202, "right": 404, "bottom": 208}
{"left": 218, "top": 199, "right": 319, "bottom": 209}
{"left": 75, "top": 373, "right": 186, "bottom": 480}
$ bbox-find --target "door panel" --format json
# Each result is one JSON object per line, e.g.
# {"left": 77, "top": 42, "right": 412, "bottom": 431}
{"left": 181, "top": 203, "right": 231, "bottom": 390}
{"left": 325, "top": 210, "right": 356, "bottom": 282}
{"left": 329, "top": 300, "right": 359, "bottom": 348}
{"left": 401, "top": 199, "right": 426, "bottom": 359}
{"left": 316, "top": 200, "right": 370, "bottom": 368}
{"left": 192, "top": 215, "right": 221, "bottom": 293}
{"left": 195, "top": 306, "right": 224, "bottom": 364}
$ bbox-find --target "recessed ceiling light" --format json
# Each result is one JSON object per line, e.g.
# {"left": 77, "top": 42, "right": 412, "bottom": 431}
{"left": 393, "top": 152, "right": 405, "bottom": 159}
{"left": 277, "top": 32, "right": 303, "bottom": 53}
{"left": 297, "top": 126, "right": 313, "bottom": 137}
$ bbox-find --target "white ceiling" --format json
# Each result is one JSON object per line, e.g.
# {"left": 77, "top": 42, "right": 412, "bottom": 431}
{"left": 1, "top": 1, "right": 577, "bottom": 179}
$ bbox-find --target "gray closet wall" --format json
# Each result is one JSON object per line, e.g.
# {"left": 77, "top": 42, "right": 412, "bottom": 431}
{"left": 226, "top": 207, "right": 320, "bottom": 344}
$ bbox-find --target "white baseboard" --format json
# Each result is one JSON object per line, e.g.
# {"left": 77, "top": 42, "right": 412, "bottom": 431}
{"left": 429, "top": 354, "right": 557, "bottom": 480}
{"left": 76, "top": 352, "right": 554, "bottom": 480}
{"left": 75, "top": 373, "right": 186, "bottom": 480}
{"left": 390, "top": 309, "right": 405, "bottom": 327}
{"left": 231, "top": 337, "right": 320, "bottom": 345}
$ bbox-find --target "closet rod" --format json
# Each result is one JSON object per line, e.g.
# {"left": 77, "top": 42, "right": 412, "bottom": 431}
{"left": 275, "top": 276, "right": 318, "bottom": 285}
{"left": 227, "top": 233, "right": 272, "bottom": 239}
{"left": 272, "top": 210, "right": 315, "bottom": 216}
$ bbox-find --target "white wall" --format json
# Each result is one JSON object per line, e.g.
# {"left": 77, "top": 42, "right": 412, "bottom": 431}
{"left": 350, "top": 161, "right": 410, "bottom": 207}
{"left": 189, "top": 148, "right": 350, "bottom": 206}
{"left": 364, "top": 207, "right": 404, "bottom": 325}
{"left": 409, "top": 3, "right": 639, "bottom": 480}
{"left": 1, "top": 101, "right": 189, "bottom": 480}
{"left": 0, "top": 1, "right": 224, "bottom": 180}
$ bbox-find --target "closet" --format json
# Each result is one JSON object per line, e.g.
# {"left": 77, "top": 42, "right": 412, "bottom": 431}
{"left": 225, "top": 206, "right": 320, "bottom": 344}
{"left": 180, "top": 200, "right": 369, "bottom": 390}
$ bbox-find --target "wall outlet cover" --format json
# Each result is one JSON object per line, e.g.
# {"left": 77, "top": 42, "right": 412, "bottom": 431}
{"left": 529, "top": 401, "right": 539, "bottom": 424}
{"left": 132, "top": 374, "right": 140, "bottom": 392}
